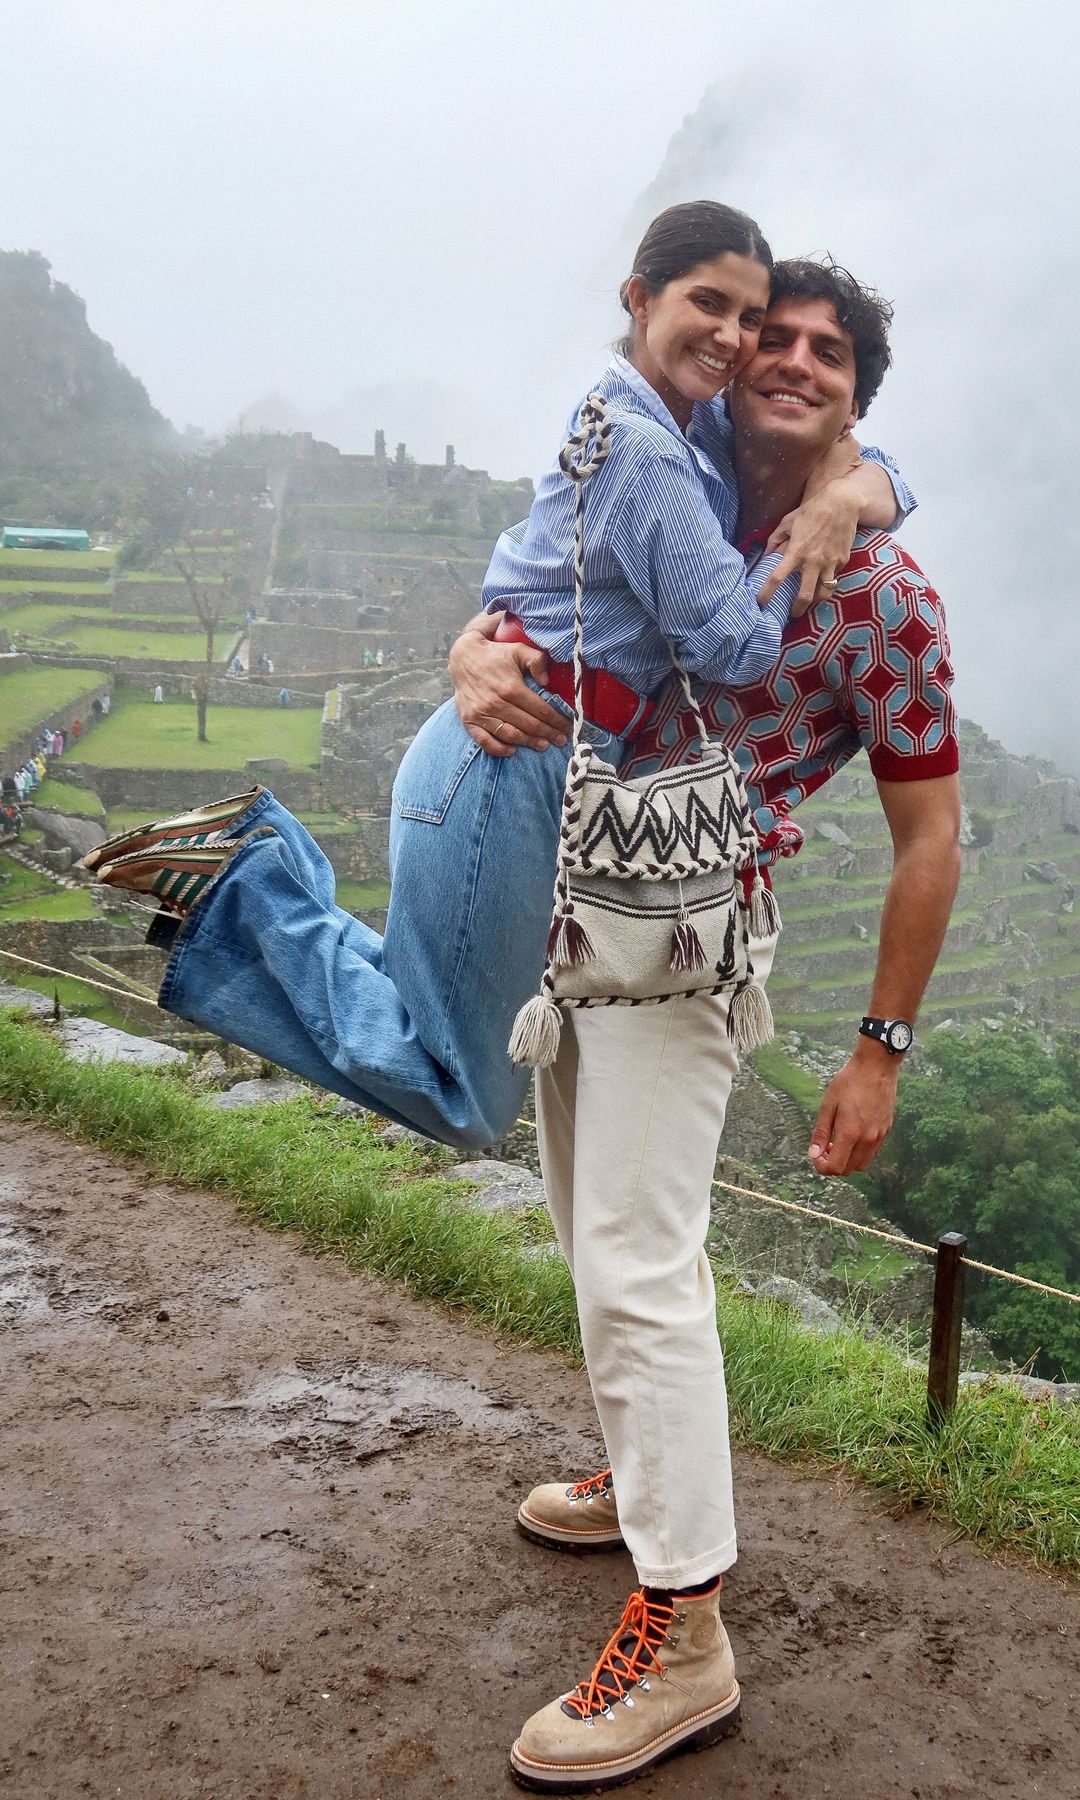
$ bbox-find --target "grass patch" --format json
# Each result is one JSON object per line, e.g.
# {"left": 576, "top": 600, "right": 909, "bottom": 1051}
{"left": 0, "top": 668, "right": 105, "bottom": 754}
{"left": 751, "top": 1040, "right": 823, "bottom": 1115}
{"left": 45, "top": 625, "right": 229, "bottom": 660}
{"left": 0, "top": 601, "right": 114, "bottom": 634}
{"left": 0, "top": 547, "right": 115, "bottom": 572}
{"left": 0, "top": 579, "right": 113, "bottom": 596}
{"left": 118, "top": 570, "right": 225, "bottom": 585}
{"left": 830, "top": 1240, "right": 916, "bottom": 1287}
{"left": 335, "top": 876, "right": 392, "bottom": 912}
{"left": 1, "top": 1010, "right": 1078, "bottom": 1576}
{"left": 32, "top": 778, "right": 105, "bottom": 816}
{"left": 70, "top": 694, "right": 321, "bottom": 771}
{"left": 0, "top": 975, "right": 135, "bottom": 1033}
{"left": 0, "top": 852, "right": 54, "bottom": 902}
{"left": 0, "top": 888, "right": 98, "bottom": 921}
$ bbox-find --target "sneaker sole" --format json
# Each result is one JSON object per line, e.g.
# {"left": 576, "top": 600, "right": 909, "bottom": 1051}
{"left": 508, "top": 1685, "right": 742, "bottom": 1792}
{"left": 515, "top": 1504, "right": 625, "bottom": 1553}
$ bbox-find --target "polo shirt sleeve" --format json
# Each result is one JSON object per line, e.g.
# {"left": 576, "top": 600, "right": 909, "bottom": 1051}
{"left": 848, "top": 554, "right": 959, "bottom": 781}
{"left": 608, "top": 446, "right": 798, "bottom": 688}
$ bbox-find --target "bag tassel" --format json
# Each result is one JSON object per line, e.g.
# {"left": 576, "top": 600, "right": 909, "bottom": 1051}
{"left": 547, "top": 909, "right": 595, "bottom": 969}
{"left": 728, "top": 979, "right": 775, "bottom": 1052}
{"left": 670, "top": 913, "right": 706, "bottom": 973}
{"left": 508, "top": 990, "right": 564, "bottom": 1069}
{"left": 748, "top": 873, "right": 781, "bottom": 939}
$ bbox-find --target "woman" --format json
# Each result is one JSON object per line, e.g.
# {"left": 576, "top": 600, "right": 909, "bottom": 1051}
{"left": 86, "top": 201, "right": 902, "bottom": 1158}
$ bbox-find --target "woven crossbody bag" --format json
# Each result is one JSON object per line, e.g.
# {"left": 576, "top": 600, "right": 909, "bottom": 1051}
{"left": 508, "top": 392, "right": 781, "bottom": 1071}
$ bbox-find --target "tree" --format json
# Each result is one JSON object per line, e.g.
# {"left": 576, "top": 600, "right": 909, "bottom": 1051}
{"left": 122, "top": 459, "right": 249, "bottom": 742}
{"left": 860, "top": 1023, "right": 1080, "bottom": 1378}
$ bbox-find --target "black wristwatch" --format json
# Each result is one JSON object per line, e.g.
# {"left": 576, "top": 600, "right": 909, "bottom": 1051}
{"left": 859, "top": 1016, "right": 914, "bottom": 1056}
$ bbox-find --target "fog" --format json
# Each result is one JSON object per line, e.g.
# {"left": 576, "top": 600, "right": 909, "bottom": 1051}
{"left": 2, "top": 0, "right": 1077, "bottom": 770}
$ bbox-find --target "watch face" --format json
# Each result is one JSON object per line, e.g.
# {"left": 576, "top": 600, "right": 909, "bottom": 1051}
{"left": 886, "top": 1021, "right": 913, "bottom": 1054}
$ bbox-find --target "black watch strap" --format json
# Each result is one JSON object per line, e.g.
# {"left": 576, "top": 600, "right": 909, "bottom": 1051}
{"left": 859, "top": 1015, "right": 914, "bottom": 1056}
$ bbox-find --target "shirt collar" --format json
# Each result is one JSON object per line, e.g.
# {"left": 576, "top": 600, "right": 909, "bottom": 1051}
{"left": 604, "top": 354, "right": 723, "bottom": 482}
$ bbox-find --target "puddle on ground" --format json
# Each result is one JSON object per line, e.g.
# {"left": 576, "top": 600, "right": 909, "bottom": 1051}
{"left": 0, "top": 1212, "right": 52, "bottom": 1323}
{"left": 0, "top": 1197, "right": 136, "bottom": 1328}
{"left": 203, "top": 1360, "right": 540, "bottom": 1472}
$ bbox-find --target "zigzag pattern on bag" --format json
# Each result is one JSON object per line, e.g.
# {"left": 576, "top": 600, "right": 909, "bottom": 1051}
{"left": 577, "top": 763, "right": 751, "bottom": 871}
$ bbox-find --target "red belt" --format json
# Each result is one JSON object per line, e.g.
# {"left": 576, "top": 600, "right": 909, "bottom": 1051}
{"left": 493, "top": 614, "right": 653, "bottom": 742}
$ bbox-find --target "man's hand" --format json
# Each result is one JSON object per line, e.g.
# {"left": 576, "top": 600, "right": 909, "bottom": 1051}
{"left": 449, "top": 616, "right": 568, "bottom": 757}
{"left": 757, "top": 441, "right": 902, "bottom": 616}
{"left": 760, "top": 485, "right": 861, "bottom": 616}
{"left": 806, "top": 1042, "right": 901, "bottom": 1177}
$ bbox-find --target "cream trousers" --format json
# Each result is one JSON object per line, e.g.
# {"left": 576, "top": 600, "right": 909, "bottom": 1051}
{"left": 535, "top": 935, "right": 778, "bottom": 1589}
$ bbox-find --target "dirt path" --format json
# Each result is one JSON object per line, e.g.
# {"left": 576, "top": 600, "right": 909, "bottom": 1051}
{"left": 1, "top": 1118, "right": 1077, "bottom": 1800}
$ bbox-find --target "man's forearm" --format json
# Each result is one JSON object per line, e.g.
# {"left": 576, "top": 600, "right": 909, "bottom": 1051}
{"left": 863, "top": 834, "right": 961, "bottom": 1024}
{"left": 807, "top": 774, "right": 960, "bottom": 1176}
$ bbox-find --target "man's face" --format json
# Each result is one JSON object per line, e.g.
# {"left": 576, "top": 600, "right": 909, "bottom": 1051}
{"left": 728, "top": 295, "right": 859, "bottom": 454}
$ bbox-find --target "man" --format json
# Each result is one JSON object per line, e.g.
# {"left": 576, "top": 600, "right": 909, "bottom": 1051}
{"left": 449, "top": 260, "right": 959, "bottom": 1791}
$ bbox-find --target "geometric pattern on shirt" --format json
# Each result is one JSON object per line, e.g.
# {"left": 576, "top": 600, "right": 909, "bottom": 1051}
{"left": 622, "top": 530, "right": 959, "bottom": 869}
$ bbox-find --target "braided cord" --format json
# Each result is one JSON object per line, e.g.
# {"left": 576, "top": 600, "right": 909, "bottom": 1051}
{"left": 559, "top": 391, "right": 612, "bottom": 742}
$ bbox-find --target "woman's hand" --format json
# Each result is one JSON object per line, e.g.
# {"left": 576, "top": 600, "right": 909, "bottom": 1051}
{"left": 758, "top": 483, "right": 862, "bottom": 616}
{"left": 449, "top": 617, "right": 569, "bottom": 757}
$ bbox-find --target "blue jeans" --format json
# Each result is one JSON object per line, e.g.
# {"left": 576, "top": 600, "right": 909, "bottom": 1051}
{"left": 159, "top": 696, "right": 629, "bottom": 1148}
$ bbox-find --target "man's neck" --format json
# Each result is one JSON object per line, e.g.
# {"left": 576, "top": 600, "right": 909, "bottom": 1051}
{"left": 734, "top": 437, "right": 817, "bottom": 537}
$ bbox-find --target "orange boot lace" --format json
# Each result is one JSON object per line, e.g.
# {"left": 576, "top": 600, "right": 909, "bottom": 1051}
{"left": 561, "top": 1588, "right": 678, "bottom": 1721}
{"left": 568, "top": 1468, "right": 613, "bottom": 1501}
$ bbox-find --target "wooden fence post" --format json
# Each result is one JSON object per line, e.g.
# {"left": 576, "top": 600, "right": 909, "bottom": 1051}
{"left": 927, "top": 1231, "right": 968, "bottom": 1428}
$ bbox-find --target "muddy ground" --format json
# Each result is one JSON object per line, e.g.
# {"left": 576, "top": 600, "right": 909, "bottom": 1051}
{"left": 1, "top": 1117, "right": 1078, "bottom": 1800}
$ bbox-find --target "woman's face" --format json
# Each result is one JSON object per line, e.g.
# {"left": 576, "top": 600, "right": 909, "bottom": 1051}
{"left": 626, "top": 252, "right": 770, "bottom": 428}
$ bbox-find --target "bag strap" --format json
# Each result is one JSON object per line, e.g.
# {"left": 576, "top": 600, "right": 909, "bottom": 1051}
{"left": 559, "top": 391, "right": 714, "bottom": 754}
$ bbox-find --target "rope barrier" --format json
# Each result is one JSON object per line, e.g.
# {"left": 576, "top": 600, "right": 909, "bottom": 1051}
{"left": 511, "top": 1114, "right": 1080, "bottom": 1308}
{"left": 709, "top": 1177, "right": 1080, "bottom": 1305}
{"left": 2, "top": 945, "right": 1077, "bottom": 1310}
{"left": 0, "top": 946, "right": 163, "bottom": 1009}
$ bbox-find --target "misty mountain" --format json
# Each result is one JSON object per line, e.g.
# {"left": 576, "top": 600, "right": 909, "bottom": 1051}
{"left": 579, "top": 34, "right": 1080, "bottom": 777}
{"left": 0, "top": 250, "right": 176, "bottom": 527}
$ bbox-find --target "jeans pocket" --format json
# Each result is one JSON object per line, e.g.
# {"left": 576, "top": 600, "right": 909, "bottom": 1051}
{"left": 392, "top": 706, "right": 483, "bottom": 825}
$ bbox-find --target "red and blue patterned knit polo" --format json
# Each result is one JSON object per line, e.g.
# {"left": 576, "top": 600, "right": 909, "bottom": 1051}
{"left": 623, "top": 526, "right": 959, "bottom": 872}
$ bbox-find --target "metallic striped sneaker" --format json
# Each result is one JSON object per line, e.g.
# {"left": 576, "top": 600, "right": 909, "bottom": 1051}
{"left": 80, "top": 786, "right": 265, "bottom": 873}
{"left": 95, "top": 826, "right": 274, "bottom": 914}
{"left": 516, "top": 1468, "right": 624, "bottom": 1552}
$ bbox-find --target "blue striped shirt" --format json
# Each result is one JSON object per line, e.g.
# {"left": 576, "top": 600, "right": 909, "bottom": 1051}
{"left": 482, "top": 354, "right": 914, "bottom": 695}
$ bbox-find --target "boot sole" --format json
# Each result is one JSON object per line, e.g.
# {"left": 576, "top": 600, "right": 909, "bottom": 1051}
{"left": 516, "top": 1507, "right": 625, "bottom": 1554}
{"left": 508, "top": 1687, "right": 741, "bottom": 1792}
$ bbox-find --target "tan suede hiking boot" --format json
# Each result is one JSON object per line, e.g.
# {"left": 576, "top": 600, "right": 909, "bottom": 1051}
{"left": 509, "top": 1581, "right": 739, "bottom": 1793}
{"left": 516, "top": 1469, "right": 625, "bottom": 1552}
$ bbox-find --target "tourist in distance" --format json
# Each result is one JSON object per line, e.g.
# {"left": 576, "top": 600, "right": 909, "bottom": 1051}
{"left": 84, "top": 200, "right": 905, "bottom": 1149}
{"left": 447, "top": 254, "right": 959, "bottom": 1790}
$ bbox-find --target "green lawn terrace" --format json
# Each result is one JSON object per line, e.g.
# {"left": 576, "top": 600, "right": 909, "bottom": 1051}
{"left": 0, "top": 543, "right": 116, "bottom": 600}
{"left": 0, "top": 666, "right": 108, "bottom": 757}
{"left": 1, "top": 583, "right": 245, "bottom": 666}
{"left": 764, "top": 726, "right": 1080, "bottom": 1041}
{"left": 69, "top": 693, "right": 320, "bottom": 771}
